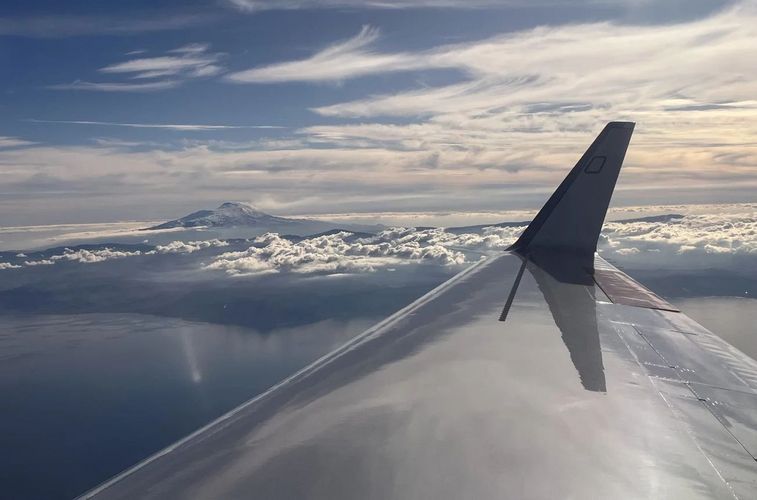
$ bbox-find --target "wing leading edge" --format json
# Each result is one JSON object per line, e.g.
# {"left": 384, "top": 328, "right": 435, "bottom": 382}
{"left": 81, "top": 124, "right": 757, "bottom": 499}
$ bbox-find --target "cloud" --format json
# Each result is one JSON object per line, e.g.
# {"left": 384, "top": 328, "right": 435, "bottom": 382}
{"left": 27, "top": 120, "right": 283, "bottom": 131}
{"left": 24, "top": 259, "right": 54, "bottom": 266}
{"left": 225, "top": 0, "right": 660, "bottom": 12}
{"left": 205, "top": 230, "right": 469, "bottom": 276}
{"left": 48, "top": 80, "right": 180, "bottom": 92}
{"left": 147, "top": 211, "right": 757, "bottom": 276}
{"left": 8, "top": 5, "right": 757, "bottom": 219}
{"left": 219, "top": 6, "right": 757, "bottom": 204}
{"left": 155, "top": 239, "right": 229, "bottom": 254}
{"left": 18, "top": 247, "right": 144, "bottom": 267}
{"left": 599, "top": 210, "right": 757, "bottom": 270}
{"left": 99, "top": 50, "right": 221, "bottom": 79}
{"left": 226, "top": 25, "right": 436, "bottom": 84}
{"left": 0, "top": 13, "right": 209, "bottom": 38}
{"left": 50, "top": 247, "right": 144, "bottom": 263}
{"left": 0, "top": 137, "right": 36, "bottom": 149}
{"left": 2, "top": 209, "right": 756, "bottom": 277}
{"left": 51, "top": 44, "right": 224, "bottom": 92}
{"left": 304, "top": 5, "right": 757, "bottom": 116}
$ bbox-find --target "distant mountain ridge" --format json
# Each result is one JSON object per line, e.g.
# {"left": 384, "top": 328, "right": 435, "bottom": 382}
{"left": 147, "top": 202, "right": 686, "bottom": 235}
{"left": 145, "top": 202, "right": 383, "bottom": 235}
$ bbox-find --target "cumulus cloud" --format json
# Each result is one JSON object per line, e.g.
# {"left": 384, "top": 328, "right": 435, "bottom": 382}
{"left": 155, "top": 239, "right": 229, "bottom": 254}
{"left": 602, "top": 214, "right": 757, "bottom": 256}
{"left": 205, "top": 211, "right": 757, "bottom": 276}
{"left": 20, "top": 247, "right": 144, "bottom": 267}
{"left": 360, "top": 225, "right": 522, "bottom": 252}
{"left": 23, "top": 259, "right": 54, "bottom": 266}
{"left": 50, "top": 247, "right": 144, "bottom": 263}
{"left": 205, "top": 230, "right": 469, "bottom": 276}
{"left": 0, "top": 262, "right": 21, "bottom": 270}
{"left": 599, "top": 210, "right": 757, "bottom": 270}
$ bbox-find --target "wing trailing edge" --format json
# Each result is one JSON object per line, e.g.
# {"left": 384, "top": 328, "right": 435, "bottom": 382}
{"left": 510, "top": 122, "right": 635, "bottom": 263}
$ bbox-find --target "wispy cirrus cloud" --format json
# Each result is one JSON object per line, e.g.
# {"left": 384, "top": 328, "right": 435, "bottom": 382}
{"left": 226, "top": 25, "right": 438, "bottom": 84}
{"left": 8, "top": 4, "right": 757, "bottom": 222}
{"left": 48, "top": 80, "right": 181, "bottom": 92}
{"left": 0, "top": 137, "right": 36, "bottom": 149}
{"left": 100, "top": 43, "right": 223, "bottom": 79}
{"left": 27, "top": 119, "right": 283, "bottom": 131}
{"left": 225, "top": 0, "right": 671, "bottom": 12}
{"left": 227, "top": 5, "right": 757, "bottom": 199}
{"left": 0, "top": 13, "right": 209, "bottom": 38}
{"left": 51, "top": 43, "right": 224, "bottom": 92}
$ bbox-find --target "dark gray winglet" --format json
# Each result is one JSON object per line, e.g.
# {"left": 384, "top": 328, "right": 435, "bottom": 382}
{"left": 509, "top": 122, "right": 635, "bottom": 260}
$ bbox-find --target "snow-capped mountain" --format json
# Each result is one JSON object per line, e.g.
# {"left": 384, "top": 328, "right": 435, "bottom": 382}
{"left": 148, "top": 202, "right": 301, "bottom": 229}
{"left": 146, "top": 202, "right": 383, "bottom": 236}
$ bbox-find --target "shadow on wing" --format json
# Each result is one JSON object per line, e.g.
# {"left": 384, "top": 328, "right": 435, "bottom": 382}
{"left": 500, "top": 252, "right": 606, "bottom": 393}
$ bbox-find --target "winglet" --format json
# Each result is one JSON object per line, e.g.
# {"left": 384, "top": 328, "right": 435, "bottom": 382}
{"left": 509, "top": 122, "right": 635, "bottom": 261}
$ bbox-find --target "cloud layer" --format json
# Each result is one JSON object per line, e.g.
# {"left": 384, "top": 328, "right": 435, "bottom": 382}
{"left": 600, "top": 210, "right": 757, "bottom": 268}
{"left": 8, "top": 4, "right": 755, "bottom": 222}
{"left": 205, "top": 231, "right": 469, "bottom": 276}
{"left": 4, "top": 208, "right": 754, "bottom": 275}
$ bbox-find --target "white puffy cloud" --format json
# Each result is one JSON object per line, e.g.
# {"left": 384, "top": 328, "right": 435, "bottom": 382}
{"left": 24, "top": 259, "right": 54, "bottom": 266}
{"left": 52, "top": 247, "right": 144, "bottom": 263}
{"left": 203, "top": 211, "right": 757, "bottom": 277}
{"left": 206, "top": 230, "right": 468, "bottom": 276}
{"left": 360, "top": 225, "right": 523, "bottom": 253}
{"left": 599, "top": 210, "right": 757, "bottom": 269}
{"left": 155, "top": 239, "right": 229, "bottom": 254}
{"left": 19, "top": 247, "right": 145, "bottom": 267}
{"left": 602, "top": 214, "right": 757, "bottom": 255}
{"left": 0, "top": 262, "right": 21, "bottom": 270}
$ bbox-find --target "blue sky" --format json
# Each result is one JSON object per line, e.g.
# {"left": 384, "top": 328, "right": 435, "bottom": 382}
{"left": 1, "top": 0, "right": 755, "bottom": 225}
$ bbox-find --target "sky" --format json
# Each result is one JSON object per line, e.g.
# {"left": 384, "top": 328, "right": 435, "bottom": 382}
{"left": 1, "top": 0, "right": 756, "bottom": 225}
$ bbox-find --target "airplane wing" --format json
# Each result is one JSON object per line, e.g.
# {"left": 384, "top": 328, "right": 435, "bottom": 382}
{"left": 81, "top": 123, "right": 757, "bottom": 499}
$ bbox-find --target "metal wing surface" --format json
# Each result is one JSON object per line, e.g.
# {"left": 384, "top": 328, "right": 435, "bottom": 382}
{"left": 82, "top": 123, "right": 757, "bottom": 499}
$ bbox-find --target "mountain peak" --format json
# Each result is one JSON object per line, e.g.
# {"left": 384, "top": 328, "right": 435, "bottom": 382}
{"left": 146, "top": 201, "right": 281, "bottom": 230}
{"left": 218, "top": 201, "right": 258, "bottom": 210}
{"left": 144, "top": 202, "right": 385, "bottom": 235}
{"left": 216, "top": 202, "right": 267, "bottom": 216}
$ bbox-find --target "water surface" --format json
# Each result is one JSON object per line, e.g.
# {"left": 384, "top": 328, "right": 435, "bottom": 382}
{"left": 0, "top": 313, "right": 377, "bottom": 499}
